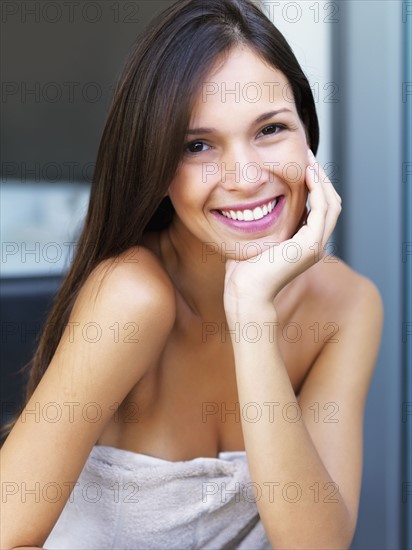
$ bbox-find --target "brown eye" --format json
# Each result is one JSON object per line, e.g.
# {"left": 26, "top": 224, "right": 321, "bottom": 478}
{"left": 260, "top": 124, "right": 286, "bottom": 136}
{"left": 185, "top": 141, "right": 210, "bottom": 154}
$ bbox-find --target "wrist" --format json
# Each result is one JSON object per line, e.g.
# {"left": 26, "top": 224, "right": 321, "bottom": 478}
{"left": 224, "top": 299, "right": 278, "bottom": 325}
{"left": 224, "top": 312, "right": 281, "bottom": 351}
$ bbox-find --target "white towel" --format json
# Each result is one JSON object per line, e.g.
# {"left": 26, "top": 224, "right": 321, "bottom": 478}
{"left": 43, "top": 445, "right": 272, "bottom": 550}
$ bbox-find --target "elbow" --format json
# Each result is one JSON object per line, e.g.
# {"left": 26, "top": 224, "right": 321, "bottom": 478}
{"left": 2, "top": 534, "right": 45, "bottom": 549}
{"left": 266, "top": 509, "right": 356, "bottom": 550}
{"left": 267, "top": 531, "right": 354, "bottom": 550}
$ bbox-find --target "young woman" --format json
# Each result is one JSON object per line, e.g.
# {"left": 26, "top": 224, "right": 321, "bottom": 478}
{"left": 1, "top": 0, "right": 383, "bottom": 548}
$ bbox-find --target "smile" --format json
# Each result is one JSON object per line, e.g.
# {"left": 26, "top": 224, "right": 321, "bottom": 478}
{"left": 218, "top": 197, "right": 280, "bottom": 221}
{"left": 211, "top": 195, "right": 285, "bottom": 234}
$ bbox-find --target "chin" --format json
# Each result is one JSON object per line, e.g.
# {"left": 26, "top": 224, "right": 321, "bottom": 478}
{"left": 217, "top": 230, "right": 290, "bottom": 263}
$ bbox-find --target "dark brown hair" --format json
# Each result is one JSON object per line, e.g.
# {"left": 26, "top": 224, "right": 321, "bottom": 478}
{"left": 1, "top": 0, "right": 319, "bottom": 442}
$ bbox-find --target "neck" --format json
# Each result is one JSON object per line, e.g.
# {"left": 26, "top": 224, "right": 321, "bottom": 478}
{"left": 160, "top": 219, "right": 228, "bottom": 323}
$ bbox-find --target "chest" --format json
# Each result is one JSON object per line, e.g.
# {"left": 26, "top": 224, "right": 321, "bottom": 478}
{"left": 97, "top": 300, "right": 328, "bottom": 459}
{"left": 156, "top": 308, "right": 326, "bottom": 405}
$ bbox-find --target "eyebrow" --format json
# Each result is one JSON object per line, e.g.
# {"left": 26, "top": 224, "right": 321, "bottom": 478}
{"left": 186, "top": 109, "right": 293, "bottom": 135}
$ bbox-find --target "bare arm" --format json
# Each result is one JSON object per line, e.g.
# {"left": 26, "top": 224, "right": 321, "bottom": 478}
{"left": 1, "top": 247, "right": 176, "bottom": 550}
{"left": 223, "top": 150, "right": 383, "bottom": 548}
{"left": 227, "top": 277, "right": 382, "bottom": 549}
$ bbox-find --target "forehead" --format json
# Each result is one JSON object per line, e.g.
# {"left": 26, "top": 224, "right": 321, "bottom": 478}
{"left": 190, "top": 45, "right": 294, "bottom": 120}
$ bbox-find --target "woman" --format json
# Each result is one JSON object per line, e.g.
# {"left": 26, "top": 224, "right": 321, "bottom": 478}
{"left": 1, "top": 0, "right": 383, "bottom": 548}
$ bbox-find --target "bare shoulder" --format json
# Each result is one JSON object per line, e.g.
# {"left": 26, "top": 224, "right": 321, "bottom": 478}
{"left": 59, "top": 243, "right": 178, "bottom": 389}
{"left": 302, "top": 255, "right": 384, "bottom": 378}
{"left": 305, "top": 255, "right": 383, "bottom": 323}
{"left": 74, "top": 245, "right": 176, "bottom": 331}
{"left": 0, "top": 246, "right": 177, "bottom": 549}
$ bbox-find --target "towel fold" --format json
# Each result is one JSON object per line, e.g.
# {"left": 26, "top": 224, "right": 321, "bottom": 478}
{"left": 44, "top": 445, "right": 272, "bottom": 550}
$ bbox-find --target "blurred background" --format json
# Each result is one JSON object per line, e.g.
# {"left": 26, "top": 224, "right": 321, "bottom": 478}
{"left": 1, "top": 1, "right": 410, "bottom": 548}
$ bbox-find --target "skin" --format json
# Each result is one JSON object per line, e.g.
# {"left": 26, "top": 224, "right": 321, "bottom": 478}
{"left": 1, "top": 45, "right": 383, "bottom": 549}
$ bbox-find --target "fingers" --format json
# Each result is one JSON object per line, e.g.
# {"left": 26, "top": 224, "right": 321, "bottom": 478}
{"left": 306, "top": 149, "right": 342, "bottom": 251}
{"left": 304, "top": 152, "right": 328, "bottom": 243}
{"left": 315, "top": 159, "right": 342, "bottom": 248}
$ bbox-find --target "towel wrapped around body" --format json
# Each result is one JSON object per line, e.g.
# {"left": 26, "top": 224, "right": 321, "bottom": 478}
{"left": 43, "top": 445, "right": 272, "bottom": 549}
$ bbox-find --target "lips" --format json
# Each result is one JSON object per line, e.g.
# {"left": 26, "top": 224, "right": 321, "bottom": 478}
{"left": 218, "top": 196, "right": 281, "bottom": 222}
{"left": 211, "top": 195, "right": 285, "bottom": 234}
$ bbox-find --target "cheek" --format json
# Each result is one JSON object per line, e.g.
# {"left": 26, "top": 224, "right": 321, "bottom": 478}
{"left": 282, "top": 161, "right": 306, "bottom": 189}
{"left": 263, "top": 139, "right": 308, "bottom": 189}
{"left": 167, "top": 167, "right": 210, "bottom": 214}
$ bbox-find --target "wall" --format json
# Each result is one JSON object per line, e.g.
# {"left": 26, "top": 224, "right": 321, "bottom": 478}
{"left": 331, "top": 2, "right": 404, "bottom": 548}
{"left": 269, "top": 1, "right": 405, "bottom": 548}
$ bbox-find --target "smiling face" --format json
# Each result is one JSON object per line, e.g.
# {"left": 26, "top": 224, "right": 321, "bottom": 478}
{"left": 167, "top": 44, "right": 310, "bottom": 261}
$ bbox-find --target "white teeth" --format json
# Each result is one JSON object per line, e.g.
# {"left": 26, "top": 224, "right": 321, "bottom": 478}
{"left": 253, "top": 206, "right": 264, "bottom": 220}
{"left": 219, "top": 197, "right": 279, "bottom": 221}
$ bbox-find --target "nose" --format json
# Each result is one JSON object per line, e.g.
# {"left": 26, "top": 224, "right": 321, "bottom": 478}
{"left": 219, "top": 142, "right": 266, "bottom": 194}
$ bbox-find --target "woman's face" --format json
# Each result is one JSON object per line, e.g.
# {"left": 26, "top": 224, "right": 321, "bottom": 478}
{"left": 167, "top": 45, "right": 310, "bottom": 261}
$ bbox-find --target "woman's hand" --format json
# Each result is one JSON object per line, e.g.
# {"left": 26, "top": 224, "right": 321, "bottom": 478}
{"left": 223, "top": 148, "right": 342, "bottom": 318}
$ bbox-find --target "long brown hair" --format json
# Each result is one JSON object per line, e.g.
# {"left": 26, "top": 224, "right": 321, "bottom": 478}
{"left": 1, "top": 0, "right": 319, "bottom": 442}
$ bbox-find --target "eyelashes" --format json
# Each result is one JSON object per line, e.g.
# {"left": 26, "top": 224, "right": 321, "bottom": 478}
{"left": 183, "top": 123, "right": 290, "bottom": 155}
{"left": 185, "top": 141, "right": 210, "bottom": 155}
{"left": 260, "top": 123, "right": 288, "bottom": 136}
